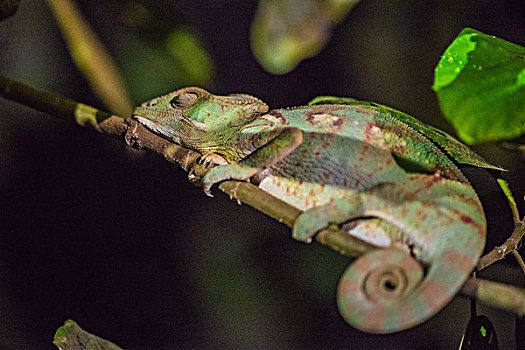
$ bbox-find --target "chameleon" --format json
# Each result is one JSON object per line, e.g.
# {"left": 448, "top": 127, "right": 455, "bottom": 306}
{"left": 132, "top": 87, "right": 488, "bottom": 334}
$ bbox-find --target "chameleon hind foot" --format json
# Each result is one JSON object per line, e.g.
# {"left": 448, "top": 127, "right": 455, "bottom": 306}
{"left": 293, "top": 196, "right": 365, "bottom": 243}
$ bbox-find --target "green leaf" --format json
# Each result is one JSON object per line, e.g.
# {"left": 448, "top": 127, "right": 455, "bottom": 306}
{"left": 251, "top": 0, "right": 360, "bottom": 74}
{"left": 308, "top": 96, "right": 504, "bottom": 171}
{"left": 433, "top": 28, "right": 525, "bottom": 144}
{"left": 164, "top": 29, "right": 214, "bottom": 86}
{"left": 53, "top": 320, "right": 122, "bottom": 350}
{"left": 116, "top": 4, "right": 214, "bottom": 103}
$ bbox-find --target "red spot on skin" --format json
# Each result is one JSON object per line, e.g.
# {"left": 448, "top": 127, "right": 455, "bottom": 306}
{"left": 461, "top": 215, "right": 475, "bottom": 225}
{"left": 416, "top": 209, "right": 428, "bottom": 221}
{"left": 309, "top": 189, "right": 316, "bottom": 196}
{"left": 323, "top": 172, "right": 330, "bottom": 179}
{"left": 364, "top": 123, "right": 375, "bottom": 143}
{"left": 269, "top": 110, "right": 288, "bottom": 125}
{"left": 315, "top": 151, "right": 320, "bottom": 156}
{"left": 332, "top": 118, "right": 344, "bottom": 130}
{"left": 309, "top": 133, "right": 316, "bottom": 139}
{"left": 452, "top": 209, "right": 484, "bottom": 235}
{"left": 343, "top": 179, "right": 348, "bottom": 187}
{"left": 243, "top": 123, "right": 271, "bottom": 130}
{"left": 424, "top": 175, "right": 443, "bottom": 188}
{"left": 305, "top": 114, "right": 317, "bottom": 125}
{"left": 378, "top": 165, "right": 384, "bottom": 171}
{"left": 295, "top": 162, "right": 302, "bottom": 167}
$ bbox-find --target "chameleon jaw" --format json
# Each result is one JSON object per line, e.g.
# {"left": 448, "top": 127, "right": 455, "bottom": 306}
{"left": 133, "top": 116, "right": 182, "bottom": 143}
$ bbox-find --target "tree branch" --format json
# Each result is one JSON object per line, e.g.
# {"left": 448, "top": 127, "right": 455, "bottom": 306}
{"left": 477, "top": 178, "right": 524, "bottom": 271}
{"left": 478, "top": 221, "right": 525, "bottom": 271}
{"left": 1, "top": 72, "right": 524, "bottom": 316}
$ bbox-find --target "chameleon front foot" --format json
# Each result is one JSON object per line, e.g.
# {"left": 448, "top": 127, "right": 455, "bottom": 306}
{"left": 201, "top": 163, "right": 261, "bottom": 196}
{"left": 188, "top": 153, "right": 228, "bottom": 189}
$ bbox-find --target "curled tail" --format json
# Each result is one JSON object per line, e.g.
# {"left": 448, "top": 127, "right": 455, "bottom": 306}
{"left": 337, "top": 247, "right": 480, "bottom": 333}
{"left": 336, "top": 175, "right": 486, "bottom": 333}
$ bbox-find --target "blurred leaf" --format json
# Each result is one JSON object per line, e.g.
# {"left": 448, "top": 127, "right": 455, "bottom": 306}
{"left": 309, "top": 96, "right": 504, "bottom": 170}
{"left": 251, "top": 0, "right": 360, "bottom": 74}
{"left": 433, "top": 28, "right": 525, "bottom": 144}
{"left": 116, "top": 36, "right": 185, "bottom": 102}
{"left": 116, "top": 2, "right": 213, "bottom": 103}
{"left": 47, "top": 0, "right": 133, "bottom": 116}
{"left": 53, "top": 320, "right": 122, "bottom": 350}
{"left": 165, "top": 29, "right": 214, "bottom": 86}
{"left": 121, "top": 0, "right": 152, "bottom": 28}
{"left": 0, "top": 0, "right": 21, "bottom": 21}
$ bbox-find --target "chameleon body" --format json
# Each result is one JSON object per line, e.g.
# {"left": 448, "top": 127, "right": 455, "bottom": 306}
{"left": 133, "top": 87, "right": 486, "bottom": 333}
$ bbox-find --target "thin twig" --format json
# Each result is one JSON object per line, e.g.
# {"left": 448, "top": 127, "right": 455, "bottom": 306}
{"left": 497, "top": 178, "right": 521, "bottom": 226}
{"left": 478, "top": 222, "right": 525, "bottom": 270}
{"left": 1, "top": 72, "right": 525, "bottom": 316}
{"left": 512, "top": 250, "right": 525, "bottom": 276}
{"left": 477, "top": 178, "right": 524, "bottom": 271}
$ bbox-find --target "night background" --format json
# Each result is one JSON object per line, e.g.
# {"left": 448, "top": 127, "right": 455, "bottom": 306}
{"left": 0, "top": 0, "right": 524, "bottom": 349}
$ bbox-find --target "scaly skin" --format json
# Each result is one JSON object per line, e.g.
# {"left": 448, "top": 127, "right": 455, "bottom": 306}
{"left": 133, "top": 87, "right": 487, "bottom": 333}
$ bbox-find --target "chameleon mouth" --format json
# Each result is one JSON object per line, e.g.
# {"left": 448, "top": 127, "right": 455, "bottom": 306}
{"left": 133, "top": 116, "right": 180, "bottom": 142}
{"left": 133, "top": 115, "right": 155, "bottom": 129}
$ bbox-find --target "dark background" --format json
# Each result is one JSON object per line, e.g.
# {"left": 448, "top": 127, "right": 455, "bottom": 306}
{"left": 0, "top": 0, "right": 524, "bottom": 349}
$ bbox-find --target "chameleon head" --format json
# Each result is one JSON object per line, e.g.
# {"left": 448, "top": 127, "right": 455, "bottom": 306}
{"left": 132, "top": 87, "right": 269, "bottom": 146}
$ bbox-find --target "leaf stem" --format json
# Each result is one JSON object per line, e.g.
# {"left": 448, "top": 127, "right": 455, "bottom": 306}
{"left": 512, "top": 250, "right": 525, "bottom": 276}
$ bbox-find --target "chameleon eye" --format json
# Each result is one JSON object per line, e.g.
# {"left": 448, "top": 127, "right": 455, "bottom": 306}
{"left": 170, "top": 92, "right": 199, "bottom": 109}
